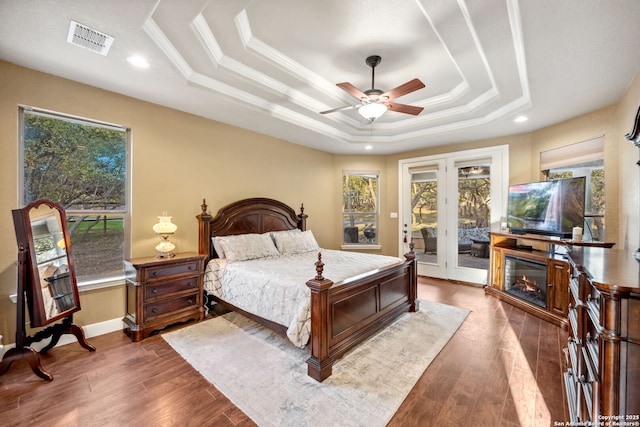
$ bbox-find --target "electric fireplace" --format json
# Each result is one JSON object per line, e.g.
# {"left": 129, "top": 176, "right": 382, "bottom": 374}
{"left": 503, "top": 255, "right": 548, "bottom": 309}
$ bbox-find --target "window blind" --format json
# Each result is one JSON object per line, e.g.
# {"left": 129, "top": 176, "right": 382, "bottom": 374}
{"left": 540, "top": 136, "right": 604, "bottom": 171}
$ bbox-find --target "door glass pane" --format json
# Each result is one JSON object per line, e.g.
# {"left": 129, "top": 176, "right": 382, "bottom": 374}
{"left": 411, "top": 170, "right": 438, "bottom": 264}
{"left": 457, "top": 165, "right": 491, "bottom": 269}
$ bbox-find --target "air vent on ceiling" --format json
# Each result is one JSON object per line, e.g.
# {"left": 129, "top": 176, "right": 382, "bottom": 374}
{"left": 67, "top": 20, "right": 114, "bottom": 56}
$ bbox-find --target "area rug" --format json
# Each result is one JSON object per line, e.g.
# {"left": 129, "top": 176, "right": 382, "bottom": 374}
{"left": 162, "top": 300, "right": 468, "bottom": 427}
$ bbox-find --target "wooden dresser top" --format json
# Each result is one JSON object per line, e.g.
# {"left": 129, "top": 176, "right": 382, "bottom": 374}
{"left": 568, "top": 247, "right": 640, "bottom": 292}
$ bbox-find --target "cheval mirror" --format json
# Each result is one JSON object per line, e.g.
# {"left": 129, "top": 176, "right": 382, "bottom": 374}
{"left": 0, "top": 199, "right": 95, "bottom": 381}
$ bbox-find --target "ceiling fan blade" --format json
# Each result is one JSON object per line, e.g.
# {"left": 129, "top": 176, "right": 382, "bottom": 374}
{"left": 385, "top": 102, "right": 424, "bottom": 116}
{"left": 380, "top": 79, "right": 425, "bottom": 101}
{"left": 320, "top": 104, "right": 358, "bottom": 114}
{"left": 336, "top": 82, "right": 368, "bottom": 100}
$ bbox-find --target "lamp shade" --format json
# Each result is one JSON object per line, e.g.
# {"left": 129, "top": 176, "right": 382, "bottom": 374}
{"left": 152, "top": 215, "right": 177, "bottom": 235}
{"left": 358, "top": 102, "right": 388, "bottom": 121}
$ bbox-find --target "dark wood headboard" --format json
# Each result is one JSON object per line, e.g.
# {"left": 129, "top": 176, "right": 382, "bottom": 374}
{"left": 197, "top": 198, "right": 307, "bottom": 259}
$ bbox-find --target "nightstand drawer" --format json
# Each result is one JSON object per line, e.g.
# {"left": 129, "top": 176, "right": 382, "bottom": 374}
{"left": 145, "top": 293, "right": 198, "bottom": 320}
{"left": 145, "top": 277, "right": 199, "bottom": 300}
{"left": 143, "top": 260, "right": 200, "bottom": 282}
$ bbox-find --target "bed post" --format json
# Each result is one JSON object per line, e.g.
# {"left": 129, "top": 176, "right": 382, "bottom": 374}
{"left": 404, "top": 241, "right": 419, "bottom": 312}
{"left": 305, "top": 252, "right": 334, "bottom": 382}
{"left": 197, "top": 199, "right": 212, "bottom": 257}
{"left": 298, "top": 203, "right": 307, "bottom": 231}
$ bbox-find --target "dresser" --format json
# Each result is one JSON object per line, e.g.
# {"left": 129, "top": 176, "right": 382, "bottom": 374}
{"left": 123, "top": 252, "right": 206, "bottom": 341}
{"left": 564, "top": 247, "right": 640, "bottom": 422}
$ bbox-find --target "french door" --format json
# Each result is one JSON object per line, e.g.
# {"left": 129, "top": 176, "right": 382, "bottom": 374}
{"left": 399, "top": 146, "right": 509, "bottom": 284}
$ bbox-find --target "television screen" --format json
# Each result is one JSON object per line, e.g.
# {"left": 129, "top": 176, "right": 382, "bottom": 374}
{"left": 507, "top": 177, "right": 586, "bottom": 238}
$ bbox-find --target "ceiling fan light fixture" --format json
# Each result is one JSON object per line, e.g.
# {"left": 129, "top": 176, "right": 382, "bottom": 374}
{"left": 358, "top": 102, "right": 388, "bottom": 121}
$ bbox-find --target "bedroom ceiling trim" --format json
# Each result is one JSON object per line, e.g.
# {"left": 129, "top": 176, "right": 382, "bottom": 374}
{"left": 143, "top": 1, "right": 531, "bottom": 149}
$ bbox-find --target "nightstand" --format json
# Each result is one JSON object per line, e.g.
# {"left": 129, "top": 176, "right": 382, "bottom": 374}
{"left": 123, "top": 252, "right": 206, "bottom": 342}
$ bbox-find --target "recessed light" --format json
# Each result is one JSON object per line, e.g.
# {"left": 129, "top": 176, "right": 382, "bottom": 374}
{"left": 127, "top": 55, "right": 150, "bottom": 69}
{"left": 364, "top": 145, "right": 373, "bottom": 150}
{"left": 514, "top": 115, "right": 528, "bottom": 123}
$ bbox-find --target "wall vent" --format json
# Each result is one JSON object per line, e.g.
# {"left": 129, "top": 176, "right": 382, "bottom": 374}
{"left": 67, "top": 20, "right": 114, "bottom": 56}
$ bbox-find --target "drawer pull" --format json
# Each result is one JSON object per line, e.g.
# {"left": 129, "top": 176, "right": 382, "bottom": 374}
{"left": 152, "top": 289, "right": 159, "bottom": 294}
{"left": 151, "top": 308, "right": 158, "bottom": 314}
{"left": 188, "top": 265, "right": 194, "bottom": 270}
{"left": 188, "top": 299, "right": 194, "bottom": 304}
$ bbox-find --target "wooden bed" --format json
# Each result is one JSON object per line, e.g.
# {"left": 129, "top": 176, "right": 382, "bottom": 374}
{"left": 197, "top": 197, "right": 418, "bottom": 381}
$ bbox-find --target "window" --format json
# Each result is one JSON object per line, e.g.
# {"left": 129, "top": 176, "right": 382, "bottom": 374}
{"left": 20, "top": 106, "right": 129, "bottom": 284}
{"left": 541, "top": 137, "right": 605, "bottom": 241}
{"left": 546, "top": 160, "right": 604, "bottom": 241}
{"left": 342, "top": 171, "right": 379, "bottom": 246}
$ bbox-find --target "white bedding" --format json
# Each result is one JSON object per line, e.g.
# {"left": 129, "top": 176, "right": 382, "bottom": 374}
{"left": 204, "top": 249, "right": 403, "bottom": 347}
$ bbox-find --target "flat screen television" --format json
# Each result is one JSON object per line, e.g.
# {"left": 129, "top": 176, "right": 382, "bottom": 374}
{"left": 507, "top": 177, "right": 586, "bottom": 239}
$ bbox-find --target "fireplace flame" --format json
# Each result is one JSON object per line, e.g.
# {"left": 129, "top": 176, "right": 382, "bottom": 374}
{"left": 515, "top": 275, "right": 542, "bottom": 294}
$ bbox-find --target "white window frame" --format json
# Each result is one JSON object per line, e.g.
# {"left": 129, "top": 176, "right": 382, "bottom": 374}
{"left": 18, "top": 105, "right": 131, "bottom": 291}
{"left": 341, "top": 170, "right": 381, "bottom": 250}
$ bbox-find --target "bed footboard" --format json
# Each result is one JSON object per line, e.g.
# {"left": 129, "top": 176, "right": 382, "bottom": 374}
{"left": 305, "top": 249, "right": 418, "bottom": 382}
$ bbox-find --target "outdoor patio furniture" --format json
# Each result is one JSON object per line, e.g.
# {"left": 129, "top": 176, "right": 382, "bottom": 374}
{"left": 420, "top": 227, "right": 437, "bottom": 253}
{"left": 421, "top": 226, "right": 489, "bottom": 254}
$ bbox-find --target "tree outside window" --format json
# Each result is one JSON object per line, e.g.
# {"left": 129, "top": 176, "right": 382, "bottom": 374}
{"left": 21, "top": 107, "right": 129, "bottom": 282}
{"left": 342, "top": 172, "right": 379, "bottom": 244}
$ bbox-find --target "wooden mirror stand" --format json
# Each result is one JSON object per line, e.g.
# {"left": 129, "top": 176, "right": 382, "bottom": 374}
{"left": 0, "top": 200, "right": 95, "bottom": 381}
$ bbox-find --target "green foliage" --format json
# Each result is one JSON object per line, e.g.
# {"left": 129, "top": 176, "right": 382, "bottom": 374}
{"left": 23, "top": 114, "right": 126, "bottom": 209}
{"left": 342, "top": 174, "right": 377, "bottom": 212}
{"left": 410, "top": 174, "right": 490, "bottom": 230}
{"left": 590, "top": 169, "right": 604, "bottom": 214}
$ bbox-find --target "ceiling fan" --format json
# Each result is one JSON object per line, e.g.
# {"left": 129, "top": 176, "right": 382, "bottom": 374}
{"left": 320, "top": 55, "right": 425, "bottom": 121}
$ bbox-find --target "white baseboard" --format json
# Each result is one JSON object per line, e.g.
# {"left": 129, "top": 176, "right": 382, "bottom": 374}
{"left": 0, "top": 317, "right": 124, "bottom": 356}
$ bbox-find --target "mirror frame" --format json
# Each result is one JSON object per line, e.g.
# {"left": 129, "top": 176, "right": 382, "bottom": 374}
{"left": 13, "top": 199, "right": 81, "bottom": 327}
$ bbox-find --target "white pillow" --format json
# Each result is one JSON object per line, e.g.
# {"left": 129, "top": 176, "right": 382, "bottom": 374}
{"left": 217, "top": 233, "right": 280, "bottom": 262}
{"left": 211, "top": 237, "right": 225, "bottom": 258}
{"left": 269, "top": 228, "right": 301, "bottom": 244}
{"left": 273, "top": 230, "right": 319, "bottom": 255}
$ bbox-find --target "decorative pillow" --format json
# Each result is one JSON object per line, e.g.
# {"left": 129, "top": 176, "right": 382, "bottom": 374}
{"left": 269, "top": 228, "right": 301, "bottom": 244}
{"left": 217, "top": 233, "right": 280, "bottom": 262}
{"left": 211, "top": 237, "right": 225, "bottom": 258}
{"left": 273, "top": 230, "right": 319, "bottom": 255}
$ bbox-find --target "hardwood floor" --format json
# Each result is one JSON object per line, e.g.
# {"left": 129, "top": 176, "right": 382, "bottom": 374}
{"left": 0, "top": 277, "right": 568, "bottom": 427}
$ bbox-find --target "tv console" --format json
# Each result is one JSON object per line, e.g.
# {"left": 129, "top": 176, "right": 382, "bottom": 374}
{"left": 487, "top": 233, "right": 615, "bottom": 329}
{"left": 486, "top": 232, "right": 573, "bottom": 329}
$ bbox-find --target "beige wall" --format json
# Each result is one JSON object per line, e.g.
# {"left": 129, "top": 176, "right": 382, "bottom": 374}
{"left": 615, "top": 71, "right": 640, "bottom": 250}
{"left": 1, "top": 60, "right": 639, "bottom": 345}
